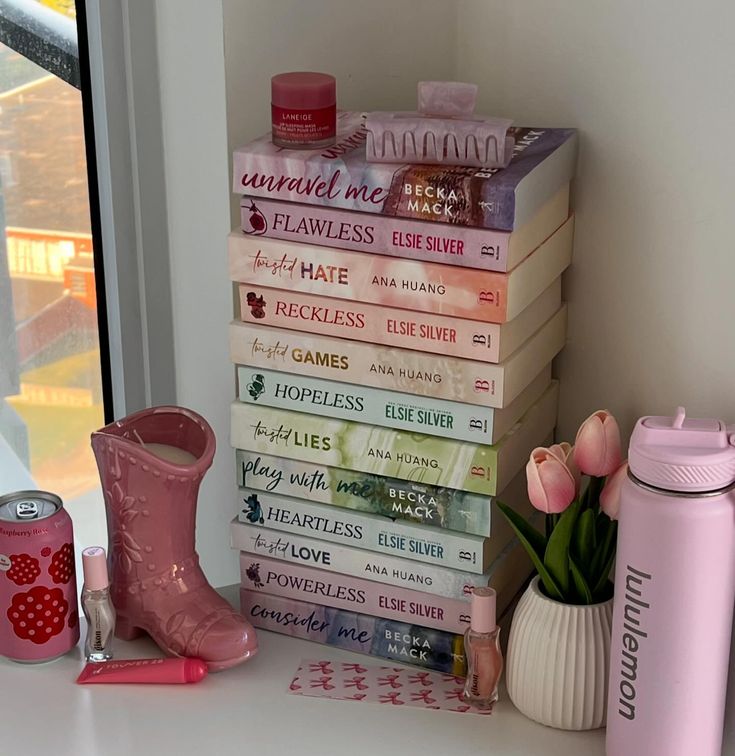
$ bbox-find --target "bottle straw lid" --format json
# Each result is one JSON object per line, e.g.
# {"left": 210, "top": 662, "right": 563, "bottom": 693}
{"left": 470, "top": 586, "right": 496, "bottom": 633}
{"left": 82, "top": 546, "right": 109, "bottom": 591}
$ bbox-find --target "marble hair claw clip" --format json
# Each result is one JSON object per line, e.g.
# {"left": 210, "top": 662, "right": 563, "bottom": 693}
{"left": 365, "top": 82, "right": 514, "bottom": 168}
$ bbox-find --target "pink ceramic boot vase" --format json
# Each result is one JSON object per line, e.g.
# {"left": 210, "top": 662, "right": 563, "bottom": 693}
{"left": 91, "top": 406, "right": 257, "bottom": 671}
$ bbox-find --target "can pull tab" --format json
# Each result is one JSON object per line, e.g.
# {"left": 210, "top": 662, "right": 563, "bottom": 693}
{"left": 672, "top": 406, "right": 686, "bottom": 429}
{"left": 15, "top": 500, "right": 39, "bottom": 520}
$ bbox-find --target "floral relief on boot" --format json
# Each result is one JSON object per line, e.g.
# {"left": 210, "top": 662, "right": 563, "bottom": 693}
{"left": 92, "top": 406, "right": 258, "bottom": 671}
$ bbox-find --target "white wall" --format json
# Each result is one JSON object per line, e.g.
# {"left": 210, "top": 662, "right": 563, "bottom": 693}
{"left": 222, "top": 0, "right": 458, "bottom": 222}
{"left": 458, "top": 0, "right": 735, "bottom": 443}
{"left": 457, "top": 3, "right": 735, "bottom": 748}
{"left": 155, "top": 1, "right": 234, "bottom": 587}
{"left": 155, "top": 0, "right": 457, "bottom": 587}
{"left": 156, "top": 0, "right": 734, "bottom": 741}
{"left": 156, "top": 0, "right": 735, "bottom": 574}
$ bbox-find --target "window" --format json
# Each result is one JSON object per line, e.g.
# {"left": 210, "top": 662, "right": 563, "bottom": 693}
{"left": 0, "top": 0, "right": 109, "bottom": 548}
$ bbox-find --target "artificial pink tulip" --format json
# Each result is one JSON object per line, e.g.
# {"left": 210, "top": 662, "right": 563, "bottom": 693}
{"left": 600, "top": 461, "right": 628, "bottom": 520}
{"left": 526, "top": 446, "right": 577, "bottom": 514}
{"left": 573, "top": 410, "right": 623, "bottom": 477}
{"left": 549, "top": 442, "right": 581, "bottom": 494}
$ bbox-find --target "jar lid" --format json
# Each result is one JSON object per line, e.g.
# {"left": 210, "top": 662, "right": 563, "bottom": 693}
{"left": 271, "top": 72, "right": 336, "bottom": 109}
{"left": 629, "top": 406, "right": 735, "bottom": 492}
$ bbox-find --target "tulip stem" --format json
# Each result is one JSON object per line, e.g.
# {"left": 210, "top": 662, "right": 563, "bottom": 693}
{"left": 545, "top": 513, "right": 561, "bottom": 538}
{"left": 582, "top": 476, "right": 605, "bottom": 511}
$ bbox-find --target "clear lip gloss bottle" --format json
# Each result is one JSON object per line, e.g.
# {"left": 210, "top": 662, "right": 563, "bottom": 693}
{"left": 462, "top": 586, "right": 503, "bottom": 710}
{"left": 81, "top": 546, "right": 115, "bottom": 662}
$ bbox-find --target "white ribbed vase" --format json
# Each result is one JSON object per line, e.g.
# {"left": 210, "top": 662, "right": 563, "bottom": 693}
{"left": 506, "top": 576, "right": 613, "bottom": 730}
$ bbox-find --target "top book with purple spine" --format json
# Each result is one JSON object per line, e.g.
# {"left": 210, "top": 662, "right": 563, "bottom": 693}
{"left": 232, "top": 111, "right": 576, "bottom": 232}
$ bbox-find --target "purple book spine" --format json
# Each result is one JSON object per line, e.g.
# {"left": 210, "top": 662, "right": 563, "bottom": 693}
{"left": 240, "top": 588, "right": 467, "bottom": 675}
{"left": 240, "top": 554, "right": 470, "bottom": 634}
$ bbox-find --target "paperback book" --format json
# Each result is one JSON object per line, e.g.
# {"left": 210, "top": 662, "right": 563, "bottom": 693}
{"left": 238, "top": 554, "right": 470, "bottom": 633}
{"left": 236, "top": 277, "right": 561, "bottom": 363}
{"left": 239, "top": 184, "right": 569, "bottom": 272}
{"left": 231, "top": 518, "right": 533, "bottom": 601}
{"left": 239, "top": 589, "right": 467, "bottom": 675}
{"left": 236, "top": 364, "right": 551, "bottom": 445}
{"left": 229, "top": 215, "right": 572, "bottom": 323}
{"left": 235, "top": 448, "right": 541, "bottom": 537}
{"left": 229, "top": 307, "right": 567, "bottom": 408}
{"left": 238, "top": 489, "right": 496, "bottom": 573}
{"left": 230, "top": 381, "right": 559, "bottom": 496}
{"left": 232, "top": 111, "right": 577, "bottom": 231}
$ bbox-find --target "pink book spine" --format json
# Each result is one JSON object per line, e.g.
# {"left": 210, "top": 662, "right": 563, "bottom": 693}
{"left": 238, "top": 284, "right": 502, "bottom": 362}
{"left": 230, "top": 233, "right": 509, "bottom": 322}
{"left": 240, "top": 196, "right": 512, "bottom": 271}
{"left": 239, "top": 553, "right": 470, "bottom": 634}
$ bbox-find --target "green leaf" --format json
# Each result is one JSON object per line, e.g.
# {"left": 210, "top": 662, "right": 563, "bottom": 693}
{"left": 592, "top": 527, "right": 618, "bottom": 599}
{"left": 573, "top": 508, "right": 596, "bottom": 567}
{"left": 570, "top": 555, "right": 593, "bottom": 604}
{"left": 496, "top": 500, "right": 546, "bottom": 559}
{"left": 496, "top": 501, "right": 564, "bottom": 601}
{"left": 544, "top": 499, "right": 581, "bottom": 597}
{"left": 590, "top": 517, "right": 618, "bottom": 588}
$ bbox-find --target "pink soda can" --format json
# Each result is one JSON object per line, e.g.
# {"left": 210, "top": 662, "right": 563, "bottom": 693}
{"left": 0, "top": 491, "right": 80, "bottom": 662}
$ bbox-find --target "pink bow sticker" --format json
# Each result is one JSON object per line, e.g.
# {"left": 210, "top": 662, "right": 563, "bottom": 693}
{"left": 310, "top": 676, "right": 335, "bottom": 690}
{"left": 343, "top": 663, "right": 367, "bottom": 673}
{"left": 309, "top": 661, "right": 334, "bottom": 675}
{"left": 345, "top": 676, "right": 369, "bottom": 690}
{"left": 410, "top": 689, "right": 437, "bottom": 704}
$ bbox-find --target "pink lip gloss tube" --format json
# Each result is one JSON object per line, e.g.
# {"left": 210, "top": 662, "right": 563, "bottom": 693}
{"left": 76, "top": 657, "right": 208, "bottom": 684}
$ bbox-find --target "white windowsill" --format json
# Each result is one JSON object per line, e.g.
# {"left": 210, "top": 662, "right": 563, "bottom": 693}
{"left": 0, "top": 584, "right": 606, "bottom": 755}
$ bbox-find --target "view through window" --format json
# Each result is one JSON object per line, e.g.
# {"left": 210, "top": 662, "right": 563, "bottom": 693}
{"left": 0, "top": 0, "right": 107, "bottom": 547}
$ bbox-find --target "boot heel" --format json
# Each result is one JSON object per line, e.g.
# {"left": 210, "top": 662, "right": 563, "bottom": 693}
{"left": 115, "top": 615, "right": 144, "bottom": 641}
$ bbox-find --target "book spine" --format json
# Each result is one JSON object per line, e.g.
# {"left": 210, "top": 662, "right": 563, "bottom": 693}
{"left": 231, "top": 400, "right": 500, "bottom": 495}
{"left": 230, "top": 217, "right": 572, "bottom": 324}
{"left": 240, "top": 195, "right": 512, "bottom": 271}
{"left": 238, "top": 554, "right": 470, "bottom": 634}
{"left": 239, "top": 588, "right": 467, "bottom": 675}
{"left": 235, "top": 450, "right": 493, "bottom": 536}
{"left": 230, "top": 233, "right": 511, "bottom": 322}
{"left": 237, "top": 284, "right": 504, "bottom": 362}
{"left": 236, "top": 488, "right": 490, "bottom": 573}
{"left": 231, "top": 382, "right": 558, "bottom": 496}
{"left": 237, "top": 366, "right": 500, "bottom": 444}
{"left": 229, "top": 305, "right": 567, "bottom": 408}
{"left": 231, "top": 521, "right": 491, "bottom": 599}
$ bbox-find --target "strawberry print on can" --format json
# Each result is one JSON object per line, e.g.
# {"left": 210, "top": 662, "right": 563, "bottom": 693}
{"left": 0, "top": 491, "right": 79, "bottom": 662}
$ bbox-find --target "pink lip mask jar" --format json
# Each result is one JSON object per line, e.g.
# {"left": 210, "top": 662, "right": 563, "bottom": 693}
{"left": 271, "top": 72, "right": 336, "bottom": 149}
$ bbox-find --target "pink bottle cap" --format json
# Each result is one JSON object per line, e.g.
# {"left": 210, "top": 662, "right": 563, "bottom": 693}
{"left": 82, "top": 546, "right": 109, "bottom": 591}
{"left": 271, "top": 72, "right": 336, "bottom": 109}
{"left": 628, "top": 406, "right": 735, "bottom": 492}
{"left": 470, "top": 586, "right": 497, "bottom": 633}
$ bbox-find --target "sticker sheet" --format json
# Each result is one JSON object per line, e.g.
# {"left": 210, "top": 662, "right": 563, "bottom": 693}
{"left": 288, "top": 659, "right": 492, "bottom": 715}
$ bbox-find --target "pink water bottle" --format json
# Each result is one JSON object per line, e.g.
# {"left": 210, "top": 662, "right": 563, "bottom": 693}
{"left": 607, "top": 407, "right": 735, "bottom": 756}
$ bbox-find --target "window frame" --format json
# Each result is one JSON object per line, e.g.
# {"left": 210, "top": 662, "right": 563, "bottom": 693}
{"left": 82, "top": 0, "right": 176, "bottom": 417}
{"left": 0, "top": 0, "right": 177, "bottom": 421}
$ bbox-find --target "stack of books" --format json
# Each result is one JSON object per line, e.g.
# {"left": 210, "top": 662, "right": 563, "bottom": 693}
{"left": 227, "top": 112, "right": 576, "bottom": 674}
